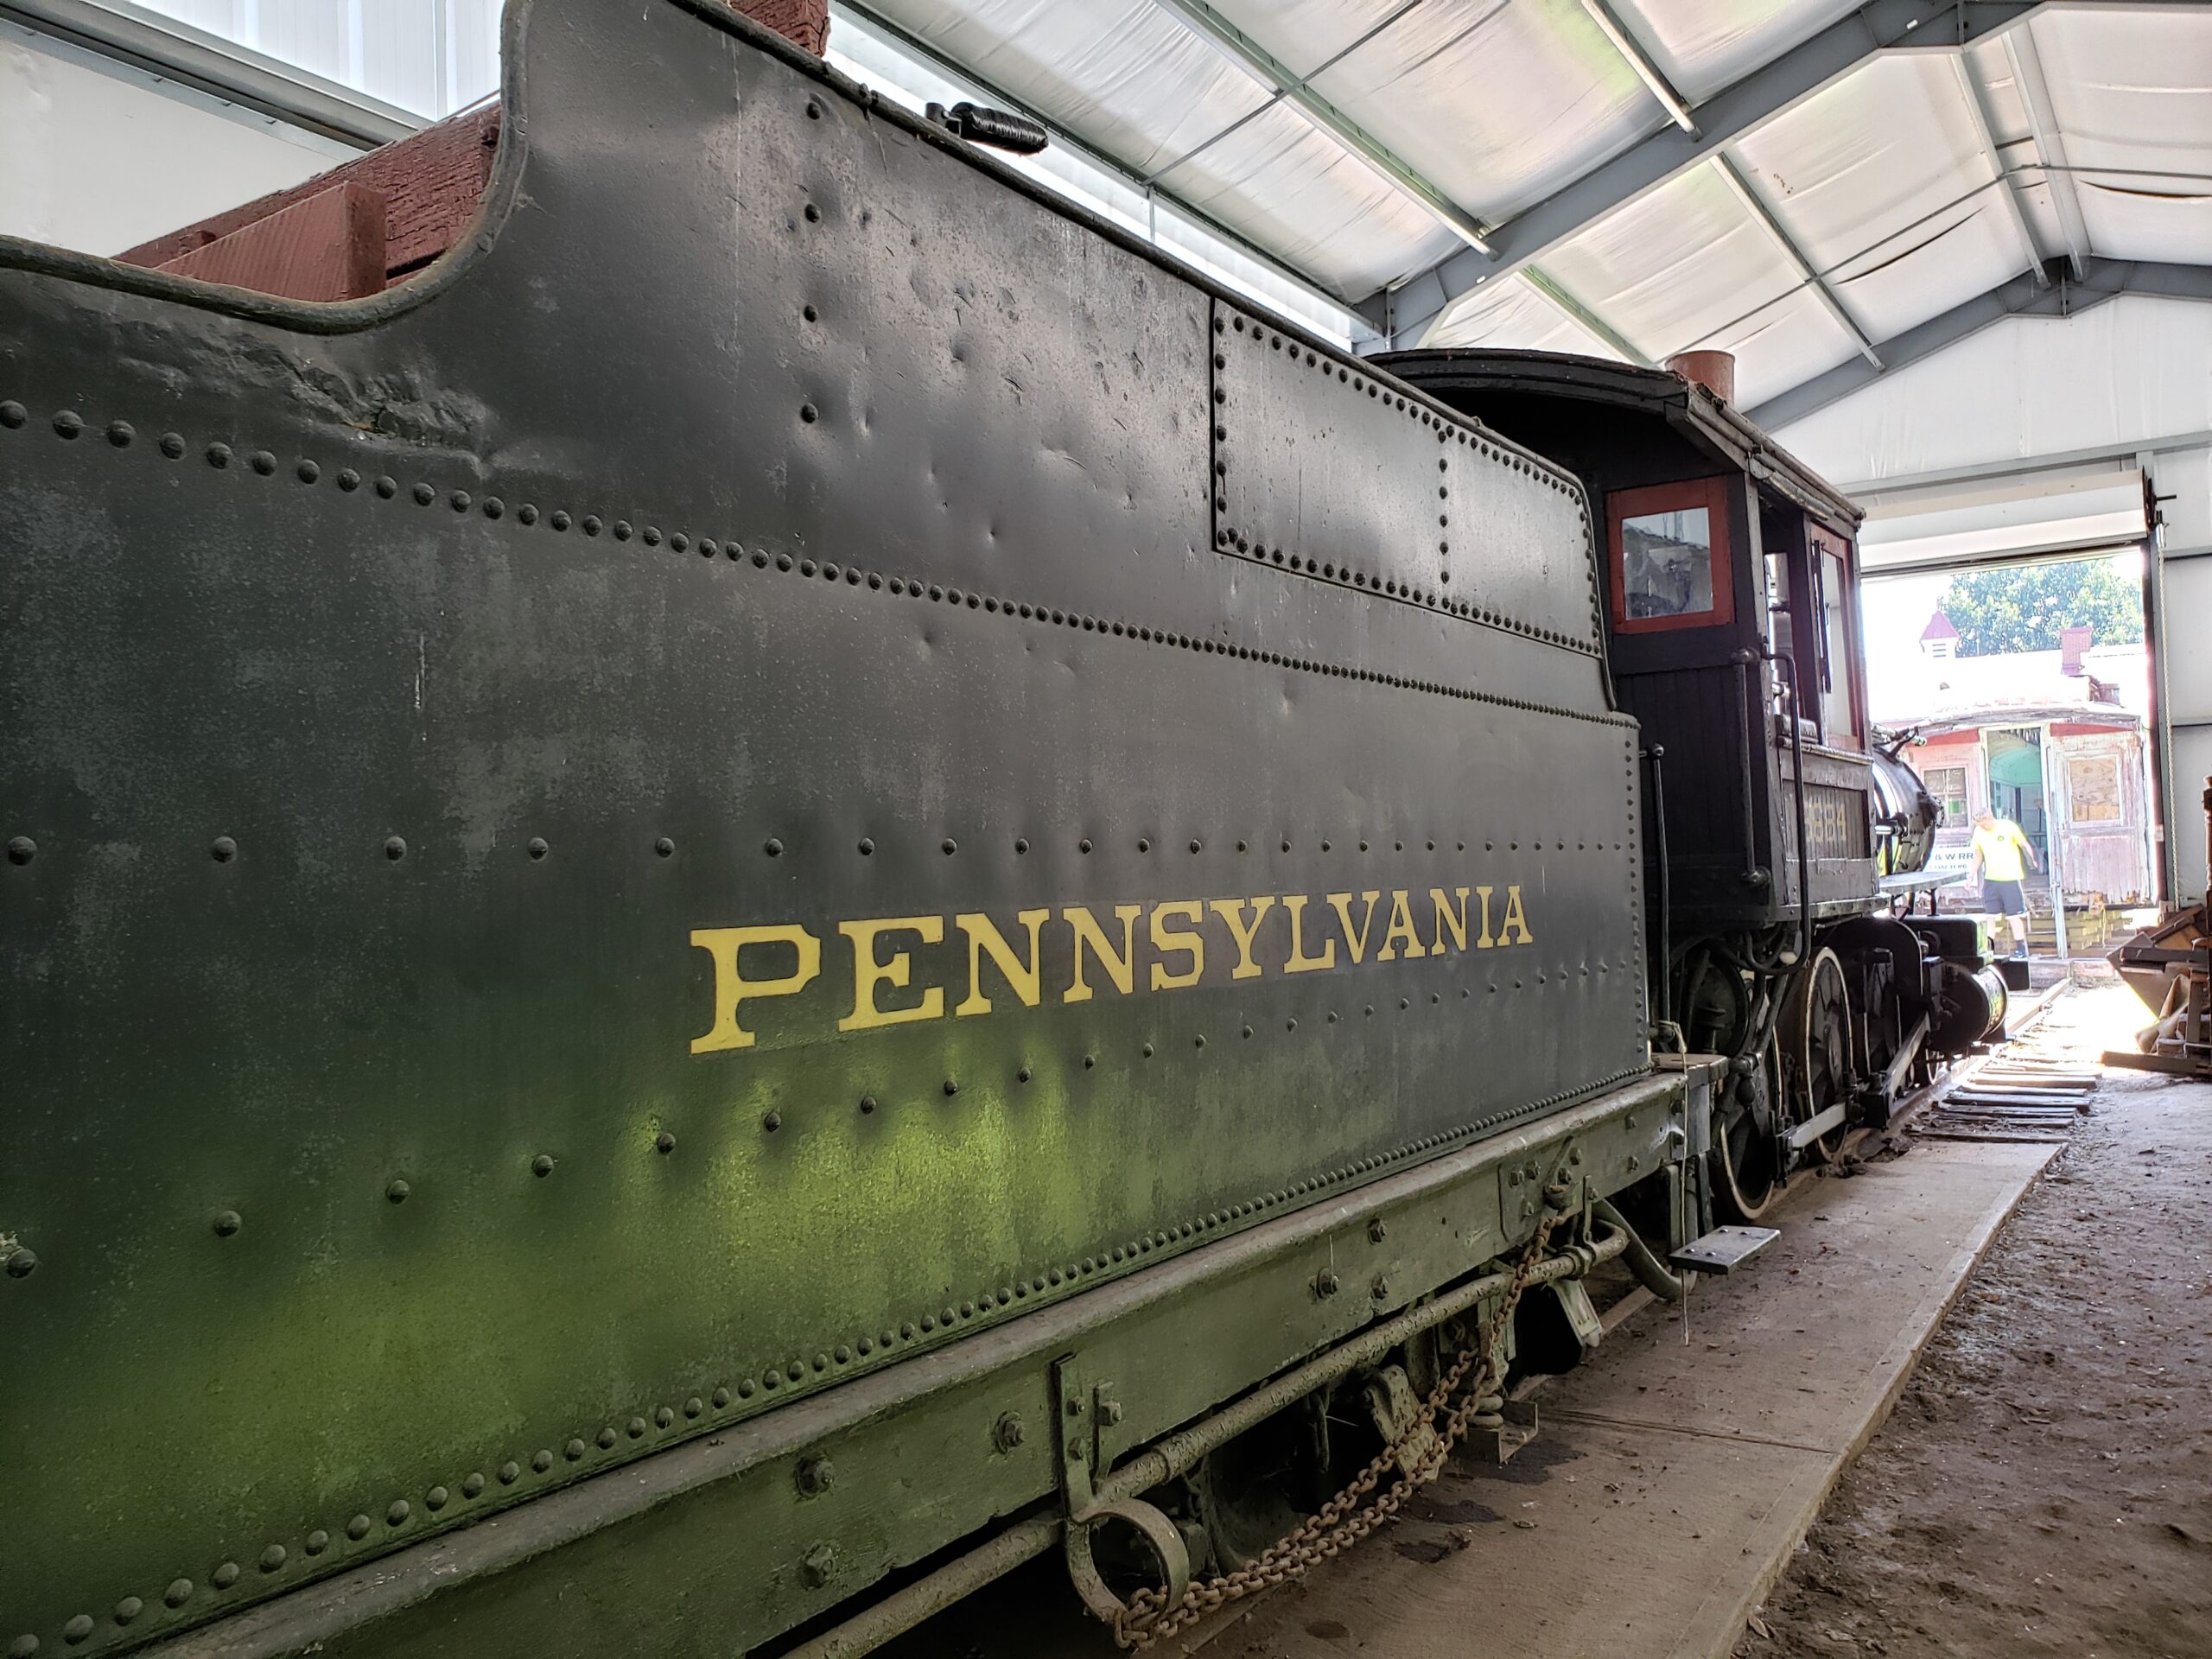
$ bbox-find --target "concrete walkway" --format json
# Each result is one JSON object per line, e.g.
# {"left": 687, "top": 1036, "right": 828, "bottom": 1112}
{"left": 1186, "top": 1137, "right": 2061, "bottom": 1659}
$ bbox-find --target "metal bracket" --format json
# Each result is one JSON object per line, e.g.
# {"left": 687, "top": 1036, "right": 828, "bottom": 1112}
{"left": 1465, "top": 1398, "right": 1540, "bottom": 1465}
{"left": 1052, "top": 1355, "right": 1191, "bottom": 1626}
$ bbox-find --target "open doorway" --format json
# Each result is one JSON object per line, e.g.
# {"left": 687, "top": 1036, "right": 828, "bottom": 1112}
{"left": 1863, "top": 550, "right": 2156, "bottom": 960}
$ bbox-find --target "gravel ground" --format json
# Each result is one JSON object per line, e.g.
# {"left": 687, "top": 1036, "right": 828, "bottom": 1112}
{"left": 1746, "top": 984, "right": 2212, "bottom": 1659}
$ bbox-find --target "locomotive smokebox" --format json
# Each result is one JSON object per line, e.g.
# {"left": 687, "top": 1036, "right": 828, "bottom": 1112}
{"left": 1663, "top": 350, "right": 1736, "bottom": 404}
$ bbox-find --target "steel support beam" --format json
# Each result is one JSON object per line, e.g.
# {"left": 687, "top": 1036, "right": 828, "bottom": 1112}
{"left": 2002, "top": 24, "right": 2089, "bottom": 278}
{"left": 1711, "top": 153, "right": 1881, "bottom": 366}
{"left": 1363, "top": 0, "right": 2043, "bottom": 348}
{"left": 1952, "top": 50, "right": 2050, "bottom": 284}
{"left": 1745, "top": 258, "right": 2212, "bottom": 429}
{"left": 1576, "top": 0, "right": 1695, "bottom": 131}
{"left": 1147, "top": 0, "right": 1650, "bottom": 363}
{"left": 0, "top": 0, "right": 417, "bottom": 148}
{"left": 1147, "top": 0, "right": 1495, "bottom": 254}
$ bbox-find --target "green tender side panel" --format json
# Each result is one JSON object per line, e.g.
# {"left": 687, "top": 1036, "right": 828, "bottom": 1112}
{"left": 0, "top": 0, "right": 1649, "bottom": 1650}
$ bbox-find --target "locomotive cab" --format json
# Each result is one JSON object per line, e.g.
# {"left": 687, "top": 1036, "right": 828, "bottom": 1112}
{"left": 1386, "top": 350, "right": 2001, "bottom": 1217}
{"left": 1381, "top": 351, "right": 1875, "bottom": 929}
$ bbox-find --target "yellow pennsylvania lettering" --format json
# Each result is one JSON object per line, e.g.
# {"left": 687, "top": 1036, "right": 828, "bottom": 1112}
{"left": 1376, "top": 889, "right": 1427, "bottom": 962}
{"left": 838, "top": 915, "right": 944, "bottom": 1031}
{"left": 1065, "top": 904, "right": 1143, "bottom": 1002}
{"left": 1327, "top": 891, "right": 1383, "bottom": 963}
{"left": 691, "top": 876, "right": 1544, "bottom": 1056}
{"left": 1209, "top": 897, "right": 1276, "bottom": 980}
{"left": 690, "top": 924, "right": 823, "bottom": 1052}
{"left": 1498, "top": 884, "right": 1535, "bottom": 946}
{"left": 1281, "top": 894, "right": 1338, "bottom": 974}
{"left": 1149, "top": 900, "right": 1206, "bottom": 990}
{"left": 955, "top": 909, "right": 1049, "bottom": 1016}
{"left": 1430, "top": 887, "right": 1471, "bottom": 954}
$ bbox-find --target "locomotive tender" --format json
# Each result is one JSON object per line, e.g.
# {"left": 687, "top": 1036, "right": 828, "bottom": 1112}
{"left": 0, "top": 3, "right": 1995, "bottom": 1656}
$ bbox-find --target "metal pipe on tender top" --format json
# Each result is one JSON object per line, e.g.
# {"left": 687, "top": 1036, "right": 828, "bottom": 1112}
{"left": 781, "top": 1221, "right": 1635, "bottom": 1659}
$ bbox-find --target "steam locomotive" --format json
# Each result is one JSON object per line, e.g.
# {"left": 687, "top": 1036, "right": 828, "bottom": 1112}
{"left": 0, "top": 3, "right": 2000, "bottom": 1657}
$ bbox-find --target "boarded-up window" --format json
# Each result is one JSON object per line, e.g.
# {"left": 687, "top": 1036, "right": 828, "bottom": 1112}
{"left": 2068, "top": 754, "right": 2122, "bottom": 823}
{"left": 1923, "top": 765, "right": 1968, "bottom": 825}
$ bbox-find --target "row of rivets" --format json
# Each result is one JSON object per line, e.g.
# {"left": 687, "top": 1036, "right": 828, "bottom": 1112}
{"left": 0, "top": 397, "right": 1633, "bottom": 734}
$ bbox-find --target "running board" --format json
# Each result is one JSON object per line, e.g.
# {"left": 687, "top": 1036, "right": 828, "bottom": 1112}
{"left": 1669, "top": 1225, "right": 1780, "bottom": 1274}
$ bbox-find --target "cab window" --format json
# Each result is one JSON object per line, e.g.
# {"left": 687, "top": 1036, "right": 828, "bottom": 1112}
{"left": 1607, "top": 477, "right": 1735, "bottom": 632}
{"left": 1809, "top": 527, "right": 1860, "bottom": 747}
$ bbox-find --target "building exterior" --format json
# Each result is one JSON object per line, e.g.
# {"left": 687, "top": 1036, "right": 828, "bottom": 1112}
{"left": 1885, "top": 616, "right": 2157, "bottom": 944}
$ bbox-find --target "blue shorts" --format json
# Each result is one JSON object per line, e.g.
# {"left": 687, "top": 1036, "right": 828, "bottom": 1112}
{"left": 1982, "top": 879, "right": 2026, "bottom": 917}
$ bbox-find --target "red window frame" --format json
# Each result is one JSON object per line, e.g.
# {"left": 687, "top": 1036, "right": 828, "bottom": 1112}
{"left": 1605, "top": 475, "right": 1736, "bottom": 634}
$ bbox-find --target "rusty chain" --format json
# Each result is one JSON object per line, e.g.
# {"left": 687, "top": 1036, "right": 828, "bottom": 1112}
{"left": 1110, "top": 1193, "right": 1577, "bottom": 1649}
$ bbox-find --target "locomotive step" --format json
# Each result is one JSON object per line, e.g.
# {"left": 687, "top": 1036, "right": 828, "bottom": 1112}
{"left": 1669, "top": 1224, "right": 1781, "bottom": 1274}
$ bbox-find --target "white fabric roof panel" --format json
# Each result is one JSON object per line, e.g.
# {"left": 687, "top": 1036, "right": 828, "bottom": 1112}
{"left": 860, "top": 0, "right": 1452, "bottom": 295}
{"left": 1281, "top": 0, "right": 1662, "bottom": 224}
{"left": 2013, "top": 7, "right": 2212, "bottom": 265}
{"left": 843, "top": 0, "right": 2209, "bottom": 415}
{"left": 1732, "top": 52, "right": 2031, "bottom": 341}
{"left": 1619, "top": 0, "right": 1864, "bottom": 104}
{"left": 1422, "top": 270, "right": 1621, "bottom": 356}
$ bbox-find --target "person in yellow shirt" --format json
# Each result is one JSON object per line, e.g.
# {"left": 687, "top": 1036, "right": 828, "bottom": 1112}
{"left": 1969, "top": 807, "right": 2040, "bottom": 959}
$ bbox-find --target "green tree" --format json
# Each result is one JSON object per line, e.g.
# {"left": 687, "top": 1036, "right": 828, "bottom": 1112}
{"left": 1940, "top": 557, "right": 2145, "bottom": 657}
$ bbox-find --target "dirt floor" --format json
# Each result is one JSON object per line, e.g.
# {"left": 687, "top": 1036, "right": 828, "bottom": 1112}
{"left": 1746, "top": 983, "right": 2212, "bottom": 1659}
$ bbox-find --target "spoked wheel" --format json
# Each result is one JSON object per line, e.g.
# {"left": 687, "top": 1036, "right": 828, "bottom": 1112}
{"left": 1713, "top": 1083, "right": 1780, "bottom": 1221}
{"left": 1779, "top": 947, "right": 1854, "bottom": 1166}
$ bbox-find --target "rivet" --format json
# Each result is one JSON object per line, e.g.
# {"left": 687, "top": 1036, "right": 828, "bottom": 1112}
{"left": 686, "top": 1395, "right": 705, "bottom": 1415}
{"left": 527, "top": 837, "right": 549, "bottom": 860}
{"left": 498, "top": 1462, "right": 520, "bottom": 1485}
{"left": 517, "top": 502, "right": 538, "bottom": 524}
{"left": 6, "top": 836, "right": 33, "bottom": 865}
{"left": 1078, "top": 837, "right": 1092, "bottom": 853}
{"left": 463, "top": 1471, "right": 486, "bottom": 1497}
{"left": 765, "top": 837, "right": 783, "bottom": 856}
{"left": 531, "top": 1449, "right": 554, "bottom": 1473}
{"left": 209, "top": 835, "right": 238, "bottom": 861}
{"left": 562, "top": 1438, "right": 586, "bottom": 1461}
{"left": 799, "top": 403, "right": 819, "bottom": 423}
{"left": 211, "top": 1210, "right": 242, "bottom": 1237}
{"left": 212, "top": 1562, "right": 239, "bottom": 1589}
{"left": 1194, "top": 1034, "right": 1206, "bottom": 1048}
{"left": 0, "top": 400, "right": 23, "bottom": 427}
{"left": 1082, "top": 1053, "right": 1095, "bottom": 1069}
{"left": 762, "top": 1110, "right": 783, "bottom": 1133}
{"left": 1016, "top": 1065, "right": 1032, "bottom": 1083}
{"left": 805, "top": 97, "right": 823, "bottom": 118}
{"left": 944, "top": 1078, "right": 958, "bottom": 1096}
{"left": 531, "top": 1154, "right": 556, "bottom": 1177}
{"left": 105, "top": 419, "right": 135, "bottom": 448}
{"left": 163, "top": 1580, "right": 193, "bottom": 1607}
{"left": 111, "top": 1596, "right": 143, "bottom": 1627}
{"left": 61, "top": 1618, "right": 92, "bottom": 1645}
{"left": 259, "top": 1543, "right": 286, "bottom": 1572}
{"left": 385, "top": 1178, "right": 410, "bottom": 1203}
{"left": 54, "top": 410, "right": 84, "bottom": 439}
{"left": 713, "top": 1386, "right": 732, "bottom": 1408}
{"left": 796, "top": 1456, "right": 834, "bottom": 1497}
{"left": 941, "top": 837, "right": 957, "bottom": 855}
